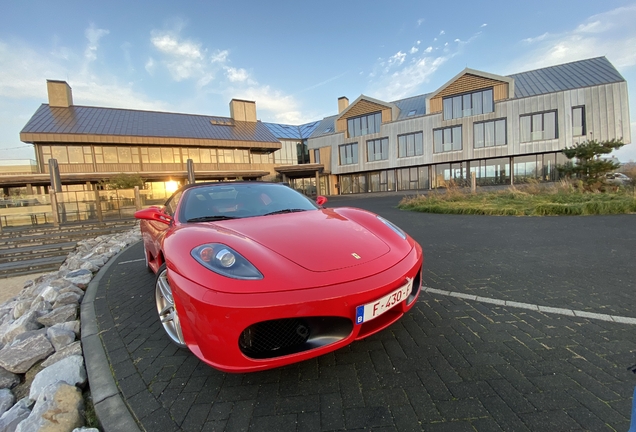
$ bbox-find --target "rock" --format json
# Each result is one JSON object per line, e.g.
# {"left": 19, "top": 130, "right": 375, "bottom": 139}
{"left": 11, "top": 329, "right": 47, "bottom": 345}
{"left": 11, "top": 301, "right": 31, "bottom": 320}
{"left": 36, "top": 305, "right": 77, "bottom": 327}
{"left": 0, "top": 367, "right": 19, "bottom": 389}
{"left": 41, "top": 342, "right": 82, "bottom": 368}
{"left": 63, "top": 270, "right": 92, "bottom": 289}
{"left": 0, "top": 334, "right": 54, "bottom": 374}
{"left": 15, "top": 382, "right": 83, "bottom": 432}
{"left": 39, "top": 286, "right": 59, "bottom": 304}
{"left": 27, "top": 299, "right": 51, "bottom": 317}
{"left": 50, "top": 321, "right": 80, "bottom": 338}
{"left": 0, "top": 398, "right": 31, "bottom": 432}
{"left": 1, "top": 312, "right": 42, "bottom": 345}
{"left": 52, "top": 293, "right": 81, "bottom": 310}
{"left": 58, "top": 286, "right": 84, "bottom": 300}
{"left": 79, "top": 261, "right": 99, "bottom": 273}
{"left": 73, "top": 428, "right": 99, "bottom": 432}
{"left": 0, "top": 389, "right": 14, "bottom": 417}
{"left": 29, "top": 356, "right": 86, "bottom": 401}
{"left": 46, "top": 327, "right": 75, "bottom": 352}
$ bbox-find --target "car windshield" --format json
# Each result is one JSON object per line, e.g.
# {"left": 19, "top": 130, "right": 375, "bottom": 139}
{"left": 180, "top": 183, "right": 319, "bottom": 222}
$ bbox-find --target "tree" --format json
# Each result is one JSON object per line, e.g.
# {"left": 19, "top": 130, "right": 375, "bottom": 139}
{"left": 100, "top": 173, "right": 145, "bottom": 190}
{"left": 558, "top": 138, "right": 625, "bottom": 182}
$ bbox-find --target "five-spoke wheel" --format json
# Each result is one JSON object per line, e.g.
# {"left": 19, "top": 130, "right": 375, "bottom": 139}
{"left": 155, "top": 263, "right": 186, "bottom": 348}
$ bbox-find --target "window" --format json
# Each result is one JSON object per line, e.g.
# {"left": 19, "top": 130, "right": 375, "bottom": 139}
{"left": 398, "top": 132, "right": 424, "bottom": 158}
{"left": 433, "top": 126, "right": 462, "bottom": 153}
{"left": 572, "top": 106, "right": 585, "bottom": 136}
{"left": 313, "top": 149, "right": 320, "bottom": 164}
{"left": 347, "top": 112, "right": 382, "bottom": 138}
{"left": 443, "top": 88, "right": 494, "bottom": 120}
{"left": 520, "top": 111, "right": 557, "bottom": 142}
{"left": 407, "top": 109, "right": 416, "bottom": 117}
{"left": 367, "top": 138, "right": 389, "bottom": 161}
{"left": 474, "top": 119, "right": 507, "bottom": 148}
{"left": 339, "top": 143, "right": 358, "bottom": 165}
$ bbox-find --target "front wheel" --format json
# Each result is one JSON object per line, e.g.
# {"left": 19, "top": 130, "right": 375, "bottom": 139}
{"left": 155, "top": 263, "right": 186, "bottom": 348}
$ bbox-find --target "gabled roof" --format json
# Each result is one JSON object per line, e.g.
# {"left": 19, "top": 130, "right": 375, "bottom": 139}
{"left": 337, "top": 94, "right": 399, "bottom": 121}
{"left": 263, "top": 120, "right": 320, "bottom": 140}
{"left": 20, "top": 104, "right": 280, "bottom": 145}
{"left": 510, "top": 56, "right": 624, "bottom": 98}
{"left": 427, "top": 68, "right": 515, "bottom": 101}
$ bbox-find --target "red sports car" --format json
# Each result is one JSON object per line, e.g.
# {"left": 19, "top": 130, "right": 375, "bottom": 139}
{"left": 135, "top": 182, "right": 423, "bottom": 373}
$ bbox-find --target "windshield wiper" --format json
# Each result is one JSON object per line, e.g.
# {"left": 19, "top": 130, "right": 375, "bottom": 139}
{"left": 186, "top": 215, "right": 239, "bottom": 222}
{"left": 263, "top": 209, "right": 308, "bottom": 216}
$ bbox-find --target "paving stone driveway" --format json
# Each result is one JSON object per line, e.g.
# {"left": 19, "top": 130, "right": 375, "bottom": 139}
{"left": 93, "top": 195, "right": 636, "bottom": 431}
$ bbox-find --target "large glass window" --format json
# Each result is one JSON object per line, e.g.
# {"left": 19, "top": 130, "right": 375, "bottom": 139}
{"left": 513, "top": 155, "right": 539, "bottom": 183}
{"left": 572, "top": 106, "right": 585, "bottom": 136}
{"left": 474, "top": 119, "right": 507, "bottom": 148}
{"left": 339, "top": 143, "right": 358, "bottom": 165}
{"left": 398, "top": 132, "right": 424, "bottom": 158}
{"left": 433, "top": 126, "right": 462, "bottom": 153}
{"left": 313, "top": 149, "right": 320, "bottom": 164}
{"left": 367, "top": 138, "right": 389, "bottom": 161}
{"left": 443, "top": 88, "right": 494, "bottom": 120}
{"left": 520, "top": 111, "right": 557, "bottom": 142}
{"left": 347, "top": 112, "right": 382, "bottom": 138}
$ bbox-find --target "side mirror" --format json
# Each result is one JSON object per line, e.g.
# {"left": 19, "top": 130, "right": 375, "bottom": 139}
{"left": 135, "top": 207, "right": 173, "bottom": 225}
{"left": 316, "top": 196, "right": 328, "bottom": 206}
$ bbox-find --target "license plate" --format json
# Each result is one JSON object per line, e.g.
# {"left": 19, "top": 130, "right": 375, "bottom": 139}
{"left": 355, "top": 278, "right": 413, "bottom": 325}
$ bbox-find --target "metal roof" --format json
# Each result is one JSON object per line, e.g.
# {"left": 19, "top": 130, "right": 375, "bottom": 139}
{"left": 510, "top": 57, "right": 625, "bottom": 98}
{"left": 393, "top": 94, "right": 429, "bottom": 120}
{"left": 308, "top": 116, "right": 338, "bottom": 139}
{"left": 263, "top": 121, "right": 321, "bottom": 140}
{"left": 21, "top": 105, "right": 280, "bottom": 144}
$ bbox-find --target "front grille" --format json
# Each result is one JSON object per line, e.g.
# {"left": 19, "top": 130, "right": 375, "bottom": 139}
{"left": 239, "top": 318, "right": 310, "bottom": 358}
{"left": 239, "top": 316, "right": 353, "bottom": 359}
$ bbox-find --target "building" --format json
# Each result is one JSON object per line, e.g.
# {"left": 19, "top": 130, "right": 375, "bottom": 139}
{"left": 305, "top": 56, "right": 631, "bottom": 194}
{"left": 5, "top": 56, "right": 631, "bottom": 197}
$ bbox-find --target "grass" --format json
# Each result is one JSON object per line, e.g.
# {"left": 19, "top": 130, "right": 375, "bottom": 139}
{"left": 398, "top": 181, "right": 636, "bottom": 216}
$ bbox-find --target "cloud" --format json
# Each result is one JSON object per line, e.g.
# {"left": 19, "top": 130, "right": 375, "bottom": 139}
{"left": 424, "top": 46, "right": 433, "bottom": 53}
{"left": 226, "top": 85, "right": 310, "bottom": 124}
{"left": 417, "top": 18, "right": 424, "bottom": 26}
{"left": 145, "top": 57, "right": 155, "bottom": 75}
{"left": 510, "top": 5, "right": 636, "bottom": 72}
{"left": 225, "top": 66, "right": 249, "bottom": 82}
{"left": 150, "top": 31, "right": 208, "bottom": 81}
{"left": 481, "top": 23, "right": 487, "bottom": 28}
{"left": 388, "top": 51, "right": 406, "bottom": 67}
{"left": 410, "top": 47, "right": 419, "bottom": 54}
{"left": 84, "top": 24, "right": 109, "bottom": 62}
{"left": 439, "top": 30, "right": 445, "bottom": 36}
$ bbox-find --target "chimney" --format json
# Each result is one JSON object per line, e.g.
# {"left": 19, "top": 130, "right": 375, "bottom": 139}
{"left": 338, "top": 96, "right": 349, "bottom": 113}
{"left": 47, "top": 80, "right": 73, "bottom": 107}
{"left": 229, "top": 99, "right": 257, "bottom": 122}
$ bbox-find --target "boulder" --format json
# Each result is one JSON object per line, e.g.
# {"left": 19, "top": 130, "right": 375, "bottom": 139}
{"left": 41, "top": 342, "right": 82, "bottom": 368}
{"left": 62, "top": 270, "right": 92, "bottom": 290}
{"left": 52, "top": 293, "right": 81, "bottom": 310}
{"left": 0, "top": 389, "right": 14, "bottom": 417}
{"left": 29, "top": 356, "right": 86, "bottom": 401}
{"left": 0, "top": 367, "right": 19, "bottom": 390}
{"left": 10, "top": 301, "right": 31, "bottom": 320}
{"left": 46, "top": 327, "right": 75, "bottom": 352}
{"left": 49, "top": 321, "right": 80, "bottom": 338}
{"left": 15, "top": 382, "right": 83, "bottom": 432}
{"left": 1, "top": 312, "right": 42, "bottom": 345}
{"left": 0, "top": 334, "right": 54, "bottom": 374}
{"left": 36, "top": 305, "right": 77, "bottom": 327}
{"left": 0, "top": 398, "right": 31, "bottom": 432}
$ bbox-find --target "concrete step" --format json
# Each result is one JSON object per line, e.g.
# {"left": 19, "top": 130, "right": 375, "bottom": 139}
{"left": 0, "top": 255, "right": 67, "bottom": 278}
{"left": 0, "top": 241, "right": 77, "bottom": 264}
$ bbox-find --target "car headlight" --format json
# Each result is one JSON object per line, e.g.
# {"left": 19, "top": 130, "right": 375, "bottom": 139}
{"left": 377, "top": 216, "right": 407, "bottom": 240}
{"left": 191, "top": 244, "right": 263, "bottom": 280}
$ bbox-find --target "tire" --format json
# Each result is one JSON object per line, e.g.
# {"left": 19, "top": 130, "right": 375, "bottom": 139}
{"left": 155, "top": 263, "right": 186, "bottom": 348}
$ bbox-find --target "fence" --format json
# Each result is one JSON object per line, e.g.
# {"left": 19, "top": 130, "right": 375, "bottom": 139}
{"left": 0, "top": 187, "right": 171, "bottom": 230}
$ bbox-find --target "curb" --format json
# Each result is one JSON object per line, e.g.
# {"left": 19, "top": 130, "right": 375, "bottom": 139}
{"left": 81, "top": 240, "right": 143, "bottom": 432}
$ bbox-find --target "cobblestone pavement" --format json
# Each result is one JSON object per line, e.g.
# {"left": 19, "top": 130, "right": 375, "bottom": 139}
{"left": 93, "top": 195, "right": 636, "bottom": 431}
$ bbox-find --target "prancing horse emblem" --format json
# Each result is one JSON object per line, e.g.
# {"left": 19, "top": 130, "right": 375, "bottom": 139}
{"left": 351, "top": 253, "right": 361, "bottom": 259}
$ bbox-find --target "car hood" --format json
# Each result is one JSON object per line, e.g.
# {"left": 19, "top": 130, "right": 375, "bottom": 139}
{"left": 216, "top": 208, "right": 391, "bottom": 272}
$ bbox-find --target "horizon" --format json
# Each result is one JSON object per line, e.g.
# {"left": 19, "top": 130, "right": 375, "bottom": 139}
{"left": 1, "top": 1, "right": 635, "bottom": 162}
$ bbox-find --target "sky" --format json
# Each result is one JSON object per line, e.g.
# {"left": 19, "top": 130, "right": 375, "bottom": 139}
{"left": 1, "top": 0, "right": 636, "bottom": 162}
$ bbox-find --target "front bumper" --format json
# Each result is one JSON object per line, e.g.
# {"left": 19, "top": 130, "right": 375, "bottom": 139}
{"left": 169, "top": 245, "right": 423, "bottom": 373}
